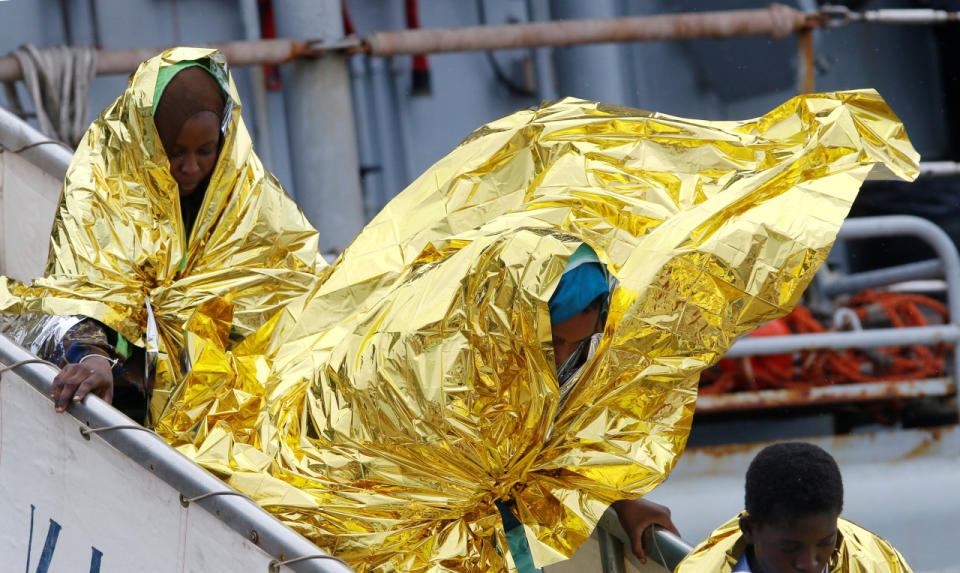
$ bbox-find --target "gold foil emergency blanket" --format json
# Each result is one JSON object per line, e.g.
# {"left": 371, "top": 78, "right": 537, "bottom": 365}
{"left": 161, "top": 90, "right": 917, "bottom": 572}
{"left": 674, "top": 514, "right": 913, "bottom": 573}
{"left": 0, "top": 47, "right": 326, "bottom": 424}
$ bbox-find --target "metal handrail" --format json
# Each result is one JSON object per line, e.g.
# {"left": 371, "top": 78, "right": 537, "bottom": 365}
{"left": 839, "top": 216, "right": 960, "bottom": 320}
{"left": 727, "top": 216, "right": 960, "bottom": 393}
{"left": 819, "top": 258, "right": 944, "bottom": 297}
{"left": 0, "top": 334, "right": 351, "bottom": 573}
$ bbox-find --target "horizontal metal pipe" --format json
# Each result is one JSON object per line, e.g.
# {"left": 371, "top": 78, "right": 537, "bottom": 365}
{"left": 0, "top": 334, "right": 349, "bottom": 573}
{"left": 5, "top": 7, "right": 960, "bottom": 82}
{"left": 859, "top": 9, "right": 959, "bottom": 24}
{"left": 0, "top": 38, "right": 319, "bottom": 83}
{"left": 726, "top": 324, "right": 960, "bottom": 358}
{"left": 366, "top": 4, "right": 809, "bottom": 56}
{"left": 919, "top": 161, "right": 960, "bottom": 178}
{"left": 823, "top": 5, "right": 960, "bottom": 26}
{"left": 697, "top": 377, "right": 955, "bottom": 413}
{"left": 821, "top": 259, "right": 944, "bottom": 297}
{"left": 0, "top": 6, "right": 812, "bottom": 80}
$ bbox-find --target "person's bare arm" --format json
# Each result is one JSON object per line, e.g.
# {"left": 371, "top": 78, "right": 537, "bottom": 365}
{"left": 612, "top": 498, "right": 680, "bottom": 563}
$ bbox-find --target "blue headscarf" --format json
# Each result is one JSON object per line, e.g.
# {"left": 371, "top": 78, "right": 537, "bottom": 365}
{"left": 548, "top": 244, "right": 610, "bottom": 324}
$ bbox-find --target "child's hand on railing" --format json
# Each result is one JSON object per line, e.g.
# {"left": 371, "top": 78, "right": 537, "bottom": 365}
{"left": 612, "top": 498, "right": 680, "bottom": 564}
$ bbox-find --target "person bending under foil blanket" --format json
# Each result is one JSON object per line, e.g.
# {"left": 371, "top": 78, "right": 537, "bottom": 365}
{"left": 674, "top": 442, "right": 912, "bottom": 573}
{"left": 498, "top": 243, "right": 681, "bottom": 570}
{"left": 1, "top": 50, "right": 324, "bottom": 426}
{"left": 43, "top": 64, "right": 226, "bottom": 421}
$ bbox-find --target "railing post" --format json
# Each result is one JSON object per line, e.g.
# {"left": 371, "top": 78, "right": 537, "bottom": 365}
{"left": 273, "top": 0, "right": 365, "bottom": 254}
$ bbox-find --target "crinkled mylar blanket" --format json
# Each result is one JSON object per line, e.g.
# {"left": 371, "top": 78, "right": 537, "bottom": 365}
{"left": 22, "top": 85, "right": 923, "bottom": 572}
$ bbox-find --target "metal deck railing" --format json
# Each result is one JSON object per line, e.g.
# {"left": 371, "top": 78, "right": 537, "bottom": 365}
{"left": 710, "top": 215, "right": 960, "bottom": 417}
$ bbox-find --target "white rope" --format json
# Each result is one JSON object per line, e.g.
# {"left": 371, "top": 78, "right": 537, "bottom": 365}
{"left": 0, "top": 357, "right": 59, "bottom": 374}
{"left": 180, "top": 490, "right": 256, "bottom": 506}
{"left": 268, "top": 554, "right": 351, "bottom": 572}
{"left": 78, "top": 423, "right": 157, "bottom": 440}
{"left": 2, "top": 44, "right": 97, "bottom": 147}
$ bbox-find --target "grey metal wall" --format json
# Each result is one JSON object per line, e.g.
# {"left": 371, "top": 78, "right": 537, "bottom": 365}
{"left": 343, "top": 0, "right": 951, "bottom": 215}
{"left": 0, "top": 0, "right": 952, "bottom": 227}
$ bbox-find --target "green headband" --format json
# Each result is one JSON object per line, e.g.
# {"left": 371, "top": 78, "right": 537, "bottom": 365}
{"left": 151, "top": 60, "right": 217, "bottom": 116}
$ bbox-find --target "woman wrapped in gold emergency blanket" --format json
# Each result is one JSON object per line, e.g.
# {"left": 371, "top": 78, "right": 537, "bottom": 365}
{"left": 155, "top": 91, "right": 918, "bottom": 571}
{"left": 0, "top": 48, "right": 326, "bottom": 425}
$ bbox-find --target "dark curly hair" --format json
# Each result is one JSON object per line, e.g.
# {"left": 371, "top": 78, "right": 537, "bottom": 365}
{"left": 745, "top": 442, "right": 843, "bottom": 527}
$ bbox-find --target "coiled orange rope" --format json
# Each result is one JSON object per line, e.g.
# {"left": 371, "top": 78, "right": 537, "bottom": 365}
{"left": 699, "top": 290, "right": 949, "bottom": 395}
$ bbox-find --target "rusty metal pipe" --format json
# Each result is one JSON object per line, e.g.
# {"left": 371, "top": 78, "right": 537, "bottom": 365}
{"left": 5, "top": 5, "right": 957, "bottom": 82}
{"left": 0, "top": 5, "right": 813, "bottom": 81}
{"left": 98, "top": 38, "right": 315, "bottom": 72}
{"left": 697, "top": 378, "right": 956, "bottom": 413}
{"left": 366, "top": 4, "right": 811, "bottom": 57}
{"left": 0, "top": 38, "right": 315, "bottom": 83}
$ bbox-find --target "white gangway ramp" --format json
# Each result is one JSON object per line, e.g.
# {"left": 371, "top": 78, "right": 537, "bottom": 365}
{"left": 0, "top": 333, "right": 352, "bottom": 573}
